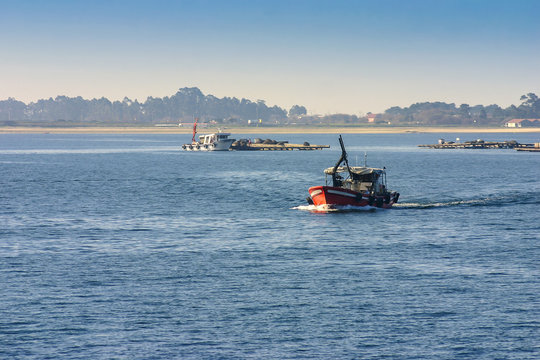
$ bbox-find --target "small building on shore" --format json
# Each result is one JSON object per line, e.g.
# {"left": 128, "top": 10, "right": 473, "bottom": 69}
{"left": 504, "top": 119, "right": 540, "bottom": 127}
{"left": 367, "top": 113, "right": 379, "bottom": 123}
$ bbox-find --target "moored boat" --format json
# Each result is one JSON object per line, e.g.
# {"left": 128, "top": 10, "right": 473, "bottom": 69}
{"left": 307, "top": 135, "right": 399, "bottom": 209}
{"left": 182, "top": 120, "right": 235, "bottom": 151}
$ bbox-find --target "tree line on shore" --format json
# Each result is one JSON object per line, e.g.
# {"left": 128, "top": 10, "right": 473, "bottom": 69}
{"left": 379, "top": 93, "right": 540, "bottom": 126}
{"left": 0, "top": 87, "right": 538, "bottom": 126}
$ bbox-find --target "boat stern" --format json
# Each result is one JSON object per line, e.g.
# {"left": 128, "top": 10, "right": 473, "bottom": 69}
{"left": 308, "top": 186, "right": 327, "bottom": 206}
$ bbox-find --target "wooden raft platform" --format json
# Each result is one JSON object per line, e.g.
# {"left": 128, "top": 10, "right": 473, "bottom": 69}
{"left": 418, "top": 140, "right": 533, "bottom": 149}
{"left": 516, "top": 143, "right": 540, "bottom": 152}
{"left": 231, "top": 143, "right": 329, "bottom": 151}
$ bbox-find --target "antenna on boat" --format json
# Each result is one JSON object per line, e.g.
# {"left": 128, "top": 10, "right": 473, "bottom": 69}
{"left": 192, "top": 118, "right": 198, "bottom": 143}
{"left": 364, "top": 152, "right": 367, "bottom": 167}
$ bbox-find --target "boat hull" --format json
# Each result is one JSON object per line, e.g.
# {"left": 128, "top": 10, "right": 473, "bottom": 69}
{"left": 308, "top": 186, "right": 398, "bottom": 209}
{"left": 182, "top": 140, "right": 234, "bottom": 151}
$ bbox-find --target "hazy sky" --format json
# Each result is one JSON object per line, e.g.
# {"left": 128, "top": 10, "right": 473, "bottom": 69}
{"left": 1, "top": 0, "right": 539, "bottom": 114}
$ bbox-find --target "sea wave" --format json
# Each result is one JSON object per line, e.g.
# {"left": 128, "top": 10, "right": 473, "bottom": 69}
{"left": 0, "top": 147, "right": 179, "bottom": 154}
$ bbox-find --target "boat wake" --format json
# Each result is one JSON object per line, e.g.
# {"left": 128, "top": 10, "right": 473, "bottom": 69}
{"left": 394, "top": 199, "right": 489, "bottom": 209}
{"left": 294, "top": 191, "right": 540, "bottom": 212}
{"left": 394, "top": 191, "right": 540, "bottom": 209}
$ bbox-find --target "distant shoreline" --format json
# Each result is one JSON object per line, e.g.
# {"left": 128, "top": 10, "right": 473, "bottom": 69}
{"left": 1, "top": 126, "right": 540, "bottom": 135}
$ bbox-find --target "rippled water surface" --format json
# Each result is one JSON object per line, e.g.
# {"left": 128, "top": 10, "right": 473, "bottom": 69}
{"left": 1, "top": 133, "right": 539, "bottom": 359}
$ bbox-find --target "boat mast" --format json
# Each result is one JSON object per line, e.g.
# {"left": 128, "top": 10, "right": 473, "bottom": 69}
{"left": 192, "top": 95, "right": 200, "bottom": 143}
{"left": 192, "top": 118, "right": 198, "bottom": 143}
{"left": 332, "top": 135, "right": 354, "bottom": 185}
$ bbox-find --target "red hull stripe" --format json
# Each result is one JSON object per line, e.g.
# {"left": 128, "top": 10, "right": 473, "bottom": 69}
{"left": 310, "top": 189, "right": 323, "bottom": 197}
{"left": 327, "top": 189, "right": 358, "bottom": 198}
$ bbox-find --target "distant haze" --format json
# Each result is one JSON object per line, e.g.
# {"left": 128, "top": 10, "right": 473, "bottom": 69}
{"left": 1, "top": 0, "right": 539, "bottom": 114}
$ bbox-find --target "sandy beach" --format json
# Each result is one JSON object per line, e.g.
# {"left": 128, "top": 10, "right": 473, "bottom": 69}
{"left": 1, "top": 126, "right": 540, "bottom": 135}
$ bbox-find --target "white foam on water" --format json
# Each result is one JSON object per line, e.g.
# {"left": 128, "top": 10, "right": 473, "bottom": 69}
{"left": 0, "top": 147, "right": 179, "bottom": 154}
{"left": 294, "top": 196, "right": 508, "bottom": 212}
{"left": 292, "top": 204, "right": 381, "bottom": 213}
{"left": 394, "top": 198, "right": 493, "bottom": 209}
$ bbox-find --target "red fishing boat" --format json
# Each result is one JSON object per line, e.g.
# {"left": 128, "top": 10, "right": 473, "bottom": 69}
{"left": 307, "top": 135, "right": 399, "bottom": 209}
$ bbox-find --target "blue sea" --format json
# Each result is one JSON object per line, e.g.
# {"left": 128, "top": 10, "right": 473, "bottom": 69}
{"left": 1, "top": 132, "right": 539, "bottom": 359}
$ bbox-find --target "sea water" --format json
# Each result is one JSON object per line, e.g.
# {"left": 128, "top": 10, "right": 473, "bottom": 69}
{"left": 1, "top": 133, "right": 539, "bottom": 359}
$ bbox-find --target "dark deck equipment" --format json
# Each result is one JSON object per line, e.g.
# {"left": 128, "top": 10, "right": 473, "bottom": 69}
{"left": 230, "top": 143, "right": 329, "bottom": 151}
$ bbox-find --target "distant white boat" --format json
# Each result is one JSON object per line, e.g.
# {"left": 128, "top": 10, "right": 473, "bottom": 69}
{"left": 182, "top": 132, "right": 235, "bottom": 151}
{"left": 182, "top": 120, "right": 235, "bottom": 151}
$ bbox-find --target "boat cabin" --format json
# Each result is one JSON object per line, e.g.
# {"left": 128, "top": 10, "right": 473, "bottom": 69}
{"left": 323, "top": 166, "right": 387, "bottom": 194}
{"left": 198, "top": 133, "right": 231, "bottom": 145}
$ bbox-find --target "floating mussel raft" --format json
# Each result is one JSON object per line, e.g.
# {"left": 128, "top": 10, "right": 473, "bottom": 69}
{"left": 231, "top": 138, "right": 329, "bottom": 151}
{"left": 418, "top": 139, "right": 535, "bottom": 150}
